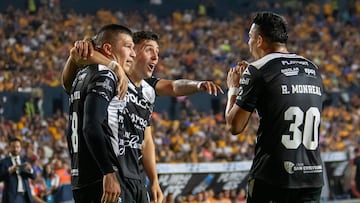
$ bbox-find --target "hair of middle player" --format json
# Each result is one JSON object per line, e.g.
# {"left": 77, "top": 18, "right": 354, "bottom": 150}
{"left": 252, "top": 11, "right": 288, "bottom": 44}
{"left": 92, "top": 24, "right": 133, "bottom": 48}
{"left": 133, "top": 31, "right": 160, "bottom": 45}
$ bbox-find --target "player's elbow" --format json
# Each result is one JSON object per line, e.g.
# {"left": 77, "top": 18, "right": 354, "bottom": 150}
{"left": 227, "top": 123, "right": 245, "bottom": 135}
{"left": 226, "top": 114, "right": 246, "bottom": 135}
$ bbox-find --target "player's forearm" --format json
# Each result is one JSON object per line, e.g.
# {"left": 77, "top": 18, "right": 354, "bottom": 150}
{"left": 172, "top": 79, "right": 201, "bottom": 96}
{"left": 225, "top": 95, "right": 237, "bottom": 127}
{"left": 91, "top": 50, "right": 113, "bottom": 67}
{"left": 142, "top": 133, "right": 159, "bottom": 184}
{"left": 62, "top": 57, "right": 80, "bottom": 93}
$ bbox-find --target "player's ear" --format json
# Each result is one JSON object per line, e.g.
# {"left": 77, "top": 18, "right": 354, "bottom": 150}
{"left": 102, "top": 43, "right": 112, "bottom": 56}
{"left": 256, "top": 35, "right": 263, "bottom": 48}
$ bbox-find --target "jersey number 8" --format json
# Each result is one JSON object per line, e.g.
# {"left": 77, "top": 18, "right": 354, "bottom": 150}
{"left": 71, "top": 112, "right": 79, "bottom": 153}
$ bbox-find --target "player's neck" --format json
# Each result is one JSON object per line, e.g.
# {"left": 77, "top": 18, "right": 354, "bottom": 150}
{"left": 127, "top": 72, "right": 142, "bottom": 87}
{"left": 270, "top": 43, "right": 288, "bottom": 54}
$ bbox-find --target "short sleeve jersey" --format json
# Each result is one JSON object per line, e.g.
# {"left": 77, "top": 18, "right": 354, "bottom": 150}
{"left": 235, "top": 53, "right": 324, "bottom": 188}
{"left": 107, "top": 77, "right": 159, "bottom": 180}
{"left": 67, "top": 64, "right": 119, "bottom": 189}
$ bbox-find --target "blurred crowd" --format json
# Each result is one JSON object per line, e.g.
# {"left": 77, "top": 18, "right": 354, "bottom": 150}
{"left": 0, "top": 0, "right": 360, "bottom": 202}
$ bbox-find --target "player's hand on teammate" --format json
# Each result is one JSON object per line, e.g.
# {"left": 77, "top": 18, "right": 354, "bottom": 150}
{"left": 149, "top": 182, "right": 164, "bottom": 203}
{"left": 198, "top": 81, "right": 224, "bottom": 96}
{"left": 227, "top": 60, "right": 248, "bottom": 88}
{"left": 102, "top": 172, "right": 121, "bottom": 203}
{"left": 70, "top": 39, "right": 95, "bottom": 67}
{"left": 115, "top": 65, "right": 128, "bottom": 100}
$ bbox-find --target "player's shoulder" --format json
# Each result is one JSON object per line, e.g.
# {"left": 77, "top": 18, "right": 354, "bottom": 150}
{"left": 87, "top": 64, "right": 118, "bottom": 82}
{"left": 139, "top": 79, "right": 156, "bottom": 102}
{"left": 144, "top": 77, "right": 160, "bottom": 88}
{"left": 250, "top": 53, "right": 312, "bottom": 70}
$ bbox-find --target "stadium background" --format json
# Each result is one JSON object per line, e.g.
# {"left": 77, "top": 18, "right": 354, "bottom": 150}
{"left": 0, "top": 0, "right": 359, "bottom": 202}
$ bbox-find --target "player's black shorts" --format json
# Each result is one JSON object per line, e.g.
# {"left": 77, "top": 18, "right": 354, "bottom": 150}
{"left": 72, "top": 180, "right": 103, "bottom": 203}
{"left": 118, "top": 177, "right": 149, "bottom": 203}
{"left": 247, "top": 178, "right": 322, "bottom": 203}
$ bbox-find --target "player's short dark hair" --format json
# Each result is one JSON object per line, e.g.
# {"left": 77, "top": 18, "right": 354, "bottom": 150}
{"left": 133, "top": 31, "right": 160, "bottom": 45}
{"left": 253, "top": 12, "right": 288, "bottom": 44}
{"left": 92, "top": 24, "right": 133, "bottom": 48}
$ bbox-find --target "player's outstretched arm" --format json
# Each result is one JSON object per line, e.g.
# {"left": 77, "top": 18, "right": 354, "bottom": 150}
{"left": 155, "top": 79, "right": 224, "bottom": 97}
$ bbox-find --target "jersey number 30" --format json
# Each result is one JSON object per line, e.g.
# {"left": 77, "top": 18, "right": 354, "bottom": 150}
{"left": 282, "top": 107, "right": 320, "bottom": 150}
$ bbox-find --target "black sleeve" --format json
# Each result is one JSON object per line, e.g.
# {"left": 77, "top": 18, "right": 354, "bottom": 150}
{"left": 145, "top": 77, "right": 160, "bottom": 89}
{"left": 235, "top": 65, "right": 260, "bottom": 112}
{"left": 83, "top": 93, "right": 114, "bottom": 174}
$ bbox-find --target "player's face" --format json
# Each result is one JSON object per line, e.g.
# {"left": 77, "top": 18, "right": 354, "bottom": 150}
{"left": 133, "top": 39, "right": 159, "bottom": 79}
{"left": 248, "top": 23, "right": 261, "bottom": 60}
{"left": 112, "top": 33, "right": 136, "bottom": 73}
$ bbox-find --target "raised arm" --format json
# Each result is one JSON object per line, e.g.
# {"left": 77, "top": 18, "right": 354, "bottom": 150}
{"left": 155, "top": 79, "right": 224, "bottom": 97}
{"left": 61, "top": 40, "right": 128, "bottom": 98}
{"left": 61, "top": 40, "right": 95, "bottom": 93}
{"left": 225, "top": 62, "right": 251, "bottom": 134}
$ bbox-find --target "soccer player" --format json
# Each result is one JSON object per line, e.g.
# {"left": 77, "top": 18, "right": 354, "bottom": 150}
{"left": 62, "top": 30, "right": 223, "bottom": 203}
{"left": 225, "top": 12, "right": 324, "bottom": 202}
{"left": 64, "top": 24, "right": 135, "bottom": 203}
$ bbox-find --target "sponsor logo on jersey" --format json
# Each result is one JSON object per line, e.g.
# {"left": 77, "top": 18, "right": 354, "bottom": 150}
{"left": 281, "top": 60, "right": 309, "bottom": 66}
{"left": 284, "top": 161, "right": 323, "bottom": 174}
{"left": 242, "top": 68, "right": 251, "bottom": 76}
{"left": 125, "top": 92, "right": 151, "bottom": 110}
{"left": 304, "top": 68, "right": 316, "bottom": 77}
{"left": 284, "top": 161, "right": 295, "bottom": 174}
{"left": 239, "top": 78, "right": 250, "bottom": 85}
{"left": 281, "top": 67, "right": 299, "bottom": 76}
{"left": 118, "top": 132, "right": 142, "bottom": 156}
{"left": 129, "top": 112, "right": 148, "bottom": 129}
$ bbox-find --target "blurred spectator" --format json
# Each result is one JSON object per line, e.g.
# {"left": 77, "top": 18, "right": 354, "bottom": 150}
{"left": 42, "top": 163, "right": 59, "bottom": 203}
{"left": 351, "top": 147, "right": 360, "bottom": 198}
{"left": 0, "top": 137, "right": 35, "bottom": 203}
{"left": 52, "top": 159, "right": 72, "bottom": 203}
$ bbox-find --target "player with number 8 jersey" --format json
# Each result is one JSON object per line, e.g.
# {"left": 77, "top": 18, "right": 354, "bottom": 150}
{"left": 68, "top": 65, "right": 120, "bottom": 188}
{"left": 64, "top": 24, "right": 136, "bottom": 203}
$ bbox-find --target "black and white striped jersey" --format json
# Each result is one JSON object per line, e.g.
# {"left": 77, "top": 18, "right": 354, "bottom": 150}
{"left": 107, "top": 77, "right": 159, "bottom": 180}
{"left": 235, "top": 53, "right": 324, "bottom": 188}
